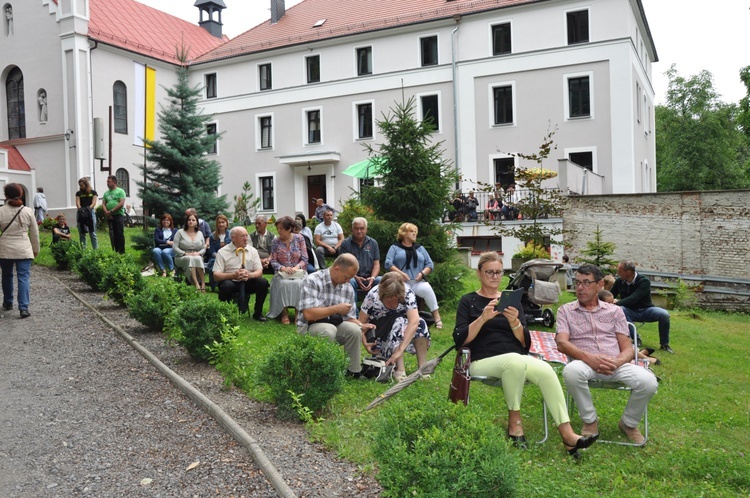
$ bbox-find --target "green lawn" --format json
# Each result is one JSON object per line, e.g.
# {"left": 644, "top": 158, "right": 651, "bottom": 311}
{"left": 37, "top": 227, "right": 750, "bottom": 497}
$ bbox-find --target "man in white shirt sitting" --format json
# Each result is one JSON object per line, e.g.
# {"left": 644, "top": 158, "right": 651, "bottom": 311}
{"left": 313, "top": 208, "right": 343, "bottom": 269}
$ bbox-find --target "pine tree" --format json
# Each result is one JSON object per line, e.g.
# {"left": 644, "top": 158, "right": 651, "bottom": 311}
{"left": 577, "top": 225, "right": 618, "bottom": 273}
{"left": 137, "top": 49, "right": 228, "bottom": 225}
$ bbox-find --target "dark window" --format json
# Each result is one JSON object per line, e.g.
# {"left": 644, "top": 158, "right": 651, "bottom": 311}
{"left": 260, "top": 116, "right": 272, "bottom": 149}
{"left": 568, "top": 76, "right": 591, "bottom": 118}
{"left": 306, "top": 55, "right": 320, "bottom": 84}
{"left": 206, "top": 123, "right": 217, "bottom": 154}
{"left": 357, "top": 103, "right": 373, "bottom": 139}
{"left": 260, "top": 176, "right": 274, "bottom": 210}
{"left": 494, "top": 157, "right": 515, "bottom": 187}
{"left": 259, "top": 63, "right": 272, "bottom": 90}
{"left": 356, "top": 47, "right": 372, "bottom": 76}
{"left": 113, "top": 81, "right": 127, "bottom": 134}
{"left": 307, "top": 110, "right": 321, "bottom": 143}
{"left": 569, "top": 151, "right": 593, "bottom": 171}
{"left": 205, "top": 73, "right": 217, "bottom": 99}
{"left": 421, "top": 36, "right": 438, "bottom": 66}
{"left": 567, "top": 10, "right": 589, "bottom": 44}
{"left": 493, "top": 86, "right": 513, "bottom": 125}
{"left": 421, "top": 95, "right": 439, "bottom": 131}
{"left": 6, "top": 67, "right": 25, "bottom": 139}
{"left": 115, "top": 168, "right": 130, "bottom": 196}
{"left": 492, "top": 23, "right": 512, "bottom": 55}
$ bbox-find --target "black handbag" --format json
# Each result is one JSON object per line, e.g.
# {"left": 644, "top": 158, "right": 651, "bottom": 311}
{"left": 309, "top": 313, "right": 344, "bottom": 326}
{"left": 448, "top": 348, "right": 471, "bottom": 406}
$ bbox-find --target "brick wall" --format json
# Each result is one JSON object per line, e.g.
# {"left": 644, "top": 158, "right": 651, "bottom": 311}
{"left": 563, "top": 190, "right": 750, "bottom": 310}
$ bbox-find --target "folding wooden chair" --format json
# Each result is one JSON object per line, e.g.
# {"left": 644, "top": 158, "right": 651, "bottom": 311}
{"left": 566, "top": 322, "right": 653, "bottom": 447}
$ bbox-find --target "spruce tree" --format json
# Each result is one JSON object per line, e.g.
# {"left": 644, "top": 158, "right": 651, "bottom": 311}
{"left": 137, "top": 50, "right": 228, "bottom": 225}
{"left": 577, "top": 225, "right": 618, "bottom": 273}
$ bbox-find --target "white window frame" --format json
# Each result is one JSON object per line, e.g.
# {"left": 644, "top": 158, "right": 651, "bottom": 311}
{"left": 488, "top": 81, "right": 516, "bottom": 128}
{"left": 206, "top": 120, "right": 218, "bottom": 155}
{"left": 204, "top": 72, "right": 217, "bottom": 99}
{"left": 564, "top": 7, "right": 590, "bottom": 45}
{"left": 564, "top": 146, "right": 598, "bottom": 174}
{"left": 305, "top": 54, "right": 321, "bottom": 84}
{"left": 256, "top": 172, "right": 277, "bottom": 213}
{"left": 419, "top": 34, "right": 439, "bottom": 67}
{"left": 258, "top": 61, "right": 273, "bottom": 91}
{"left": 352, "top": 99, "right": 375, "bottom": 141}
{"left": 255, "top": 112, "right": 274, "bottom": 151}
{"left": 355, "top": 45, "right": 373, "bottom": 76}
{"left": 563, "top": 71, "right": 594, "bottom": 121}
{"left": 636, "top": 82, "right": 642, "bottom": 123}
{"left": 489, "top": 20, "right": 513, "bottom": 56}
{"left": 302, "top": 106, "right": 323, "bottom": 146}
{"left": 416, "top": 91, "right": 442, "bottom": 133}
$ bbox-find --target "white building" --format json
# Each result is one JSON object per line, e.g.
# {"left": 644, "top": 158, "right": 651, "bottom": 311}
{"left": 1, "top": 0, "right": 657, "bottom": 227}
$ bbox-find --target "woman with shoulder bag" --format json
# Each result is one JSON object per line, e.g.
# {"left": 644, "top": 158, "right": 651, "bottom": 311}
{"left": 359, "top": 272, "right": 431, "bottom": 381}
{"left": 453, "top": 252, "right": 597, "bottom": 458}
{"left": 0, "top": 183, "right": 40, "bottom": 318}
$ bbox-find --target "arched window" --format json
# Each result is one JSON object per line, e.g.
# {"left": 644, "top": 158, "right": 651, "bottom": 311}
{"left": 6, "top": 66, "right": 25, "bottom": 139}
{"left": 115, "top": 168, "right": 130, "bottom": 196}
{"left": 113, "top": 81, "right": 127, "bottom": 134}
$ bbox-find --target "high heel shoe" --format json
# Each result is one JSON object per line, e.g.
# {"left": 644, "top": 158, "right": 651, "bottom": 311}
{"left": 563, "top": 434, "right": 598, "bottom": 459}
{"left": 508, "top": 432, "right": 528, "bottom": 450}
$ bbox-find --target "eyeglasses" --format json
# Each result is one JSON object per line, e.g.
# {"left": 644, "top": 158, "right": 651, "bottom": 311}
{"left": 573, "top": 279, "right": 599, "bottom": 288}
{"left": 483, "top": 270, "right": 503, "bottom": 278}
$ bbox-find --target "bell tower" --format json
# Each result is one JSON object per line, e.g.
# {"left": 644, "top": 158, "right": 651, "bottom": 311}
{"left": 194, "top": 0, "right": 226, "bottom": 38}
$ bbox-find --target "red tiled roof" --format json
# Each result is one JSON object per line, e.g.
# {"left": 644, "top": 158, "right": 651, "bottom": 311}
{"left": 196, "top": 0, "right": 540, "bottom": 63}
{"left": 0, "top": 145, "right": 31, "bottom": 171}
{"left": 88, "top": 0, "right": 227, "bottom": 64}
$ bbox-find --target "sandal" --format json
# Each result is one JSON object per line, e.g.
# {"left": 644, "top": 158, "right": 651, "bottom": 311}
{"left": 393, "top": 370, "right": 407, "bottom": 382}
{"left": 280, "top": 314, "right": 290, "bottom": 325}
{"left": 434, "top": 320, "right": 444, "bottom": 329}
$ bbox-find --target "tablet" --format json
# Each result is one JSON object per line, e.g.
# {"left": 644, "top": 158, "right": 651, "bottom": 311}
{"left": 494, "top": 287, "right": 524, "bottom": 312}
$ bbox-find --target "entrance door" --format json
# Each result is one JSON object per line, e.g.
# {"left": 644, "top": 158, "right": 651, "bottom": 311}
{"left": 307, "top": 174, "right": 326, "bottom": 219}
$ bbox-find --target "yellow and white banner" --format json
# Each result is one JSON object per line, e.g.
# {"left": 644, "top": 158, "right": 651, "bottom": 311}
{"left": 133, "top": 62, "right": 156, "bottom": 147}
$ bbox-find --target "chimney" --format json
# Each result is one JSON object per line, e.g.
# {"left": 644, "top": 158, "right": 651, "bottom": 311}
{"left": 270, "top": 0, "right": 286, "bottom": 24}
{"left": 194, "top": 0, "right": 226, "bottom": 38}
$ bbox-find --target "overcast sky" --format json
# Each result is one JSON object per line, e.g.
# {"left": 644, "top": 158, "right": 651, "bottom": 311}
{"left": 139, "top": 0, "right": 750, "bottom": 105}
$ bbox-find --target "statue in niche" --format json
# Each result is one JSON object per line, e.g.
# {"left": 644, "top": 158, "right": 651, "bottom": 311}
{"left": 38, "top": 91, "right": 47, "bottom": 122}
{"left": 5, "top": 6, "right": 12, "bottom": 36}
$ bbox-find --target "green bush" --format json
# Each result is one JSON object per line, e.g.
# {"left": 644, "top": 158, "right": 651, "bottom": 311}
{"left": 41, "top": 217, "right": 57, "bottom": 231}
{"left": 337, "top": 198, "right": 375, "bottom": 237}
{"left": 373, "top": 397, "right": 518, "bottom": 497}
{"left": 429, "top": 252, "right": 470, "bottom": 307}
{"left": 50, "top": 240, "right": 84, "bottom": 271}
{"left": 126, "top": 277, "right": 201, "bottom": 331}
{"left": 259, "top": 333, "right": 349, "bottom": 421}
{"left": 74, "top": 249, "right": 121, "bottom": 291}
{"left": 100, "top": 254, "right": 145, "bottom": 306}
{"left": 165, "top": 297, "right": 240, "bottom": 362}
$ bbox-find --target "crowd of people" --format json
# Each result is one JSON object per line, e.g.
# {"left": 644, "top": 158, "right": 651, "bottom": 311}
{"left": 449, "top": 183, "right": 521, "bottom": 222}
{"left": 2, "top": 184, "right": 666, "bottom": 457}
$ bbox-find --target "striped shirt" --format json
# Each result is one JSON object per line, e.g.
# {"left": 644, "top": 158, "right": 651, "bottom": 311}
{"left": 556, "top": 300, "right": 629, "bottom": 357}
{"left": 297, "top": 269, "right": 357, "bottom": 327}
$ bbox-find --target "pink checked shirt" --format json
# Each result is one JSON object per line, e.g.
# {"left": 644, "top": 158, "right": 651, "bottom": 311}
{"left": 556, "top": 300, "right": 629, "bottom": 357}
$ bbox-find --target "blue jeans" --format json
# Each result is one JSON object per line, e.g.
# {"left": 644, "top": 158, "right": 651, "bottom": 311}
{"left": 78, "top": 208, "right": 98, "bottom": 249}
{"left": 621, "top": 306, "right": 671, "bottom": 346}
{"left": 1, "top": 258, "right": 32, "bottom": 311}
{"left": 152, "top": 247, "right": 175, "bottom": 271}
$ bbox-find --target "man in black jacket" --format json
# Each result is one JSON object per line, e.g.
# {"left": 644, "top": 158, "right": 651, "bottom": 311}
{"left": 611, "top": 260, "right": 673, "bottom": 353}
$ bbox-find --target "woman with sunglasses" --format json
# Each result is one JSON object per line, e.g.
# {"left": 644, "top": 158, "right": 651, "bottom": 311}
{"left": 453, "top": 252, "right": 597, "bottom": 458}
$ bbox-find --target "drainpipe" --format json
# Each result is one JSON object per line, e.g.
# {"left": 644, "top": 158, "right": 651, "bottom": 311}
{"left": 451, "top": 16, "right": 460, "bottom": 190}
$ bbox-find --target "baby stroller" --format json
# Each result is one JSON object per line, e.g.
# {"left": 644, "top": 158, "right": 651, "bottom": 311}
{"left": 506, "top": 259, "right": 563, "bottom": 328}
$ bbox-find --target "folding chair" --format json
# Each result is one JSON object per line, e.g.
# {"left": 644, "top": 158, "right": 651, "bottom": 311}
{"left": 465, "top": 331, "right": 567, "bottom": 445}
{"left": 566, "top": 322, "right": 653, "bottom": 447}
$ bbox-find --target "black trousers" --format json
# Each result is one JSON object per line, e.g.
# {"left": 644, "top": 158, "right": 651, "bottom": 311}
{"left": 108, "top": 214, "right": 125, "bottom": 254}
{"left": 217, "top": 277, "right": 269, "bottom": 314}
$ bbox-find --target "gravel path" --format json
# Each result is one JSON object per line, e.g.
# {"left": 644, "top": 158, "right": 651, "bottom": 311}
{"left": 0, "top": 265, "right": 381, "bottom": 497}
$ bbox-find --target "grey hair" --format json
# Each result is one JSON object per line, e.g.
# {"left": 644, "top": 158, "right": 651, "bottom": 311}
{"left": 255, "top": 214, "right": 267, "bottom": 223}
{"left": 619, "top": 260, "right": 636, "bottom": 272}
{"left": 230, "top": 226, "right": 246, "bottom": 237}
{"left": 352, "top": 217, "right": 368, "bottom": 228}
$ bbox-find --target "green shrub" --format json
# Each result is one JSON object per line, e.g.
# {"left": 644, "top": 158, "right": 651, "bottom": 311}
{"left": 206, "top": 316, "right": 253, "bottom": 389}
{"left": 50, "top": 240, "right": 84, "bottom": 271}
{"left": 373, "top": 397, "right": 518, "bottom": 497}
{"left": 74, "top": 249, "right": 121, "bottom": 290}
{"left": 512, "top": 241, "right": 550, "bottom": 260}
{"left": 259, "top": 333, "right": 349, "bottom": 421}
{"left": 100, "top": 254, "right": 145, "bottom": 306}
{"left": 429, "top": 252, "right": 470, "bottom": 307}
{"left": 41, "top": 217, "right": 57, "bottom": 231}
{"left": 165, "top": 297, "right": 240, "bottom": 362}
{"left": 126, "top": 277, "right": 201, "bottom": 331}
{"left": 94, "top": 205, "right": 105, "bottom": 230}
{"left": 337, "top": 198, "right": 375, "bottom": 237}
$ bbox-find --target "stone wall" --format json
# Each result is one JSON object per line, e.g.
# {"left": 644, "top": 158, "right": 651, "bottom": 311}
{"left": 563, "top": 190, "right": 750, "bottom": 310}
